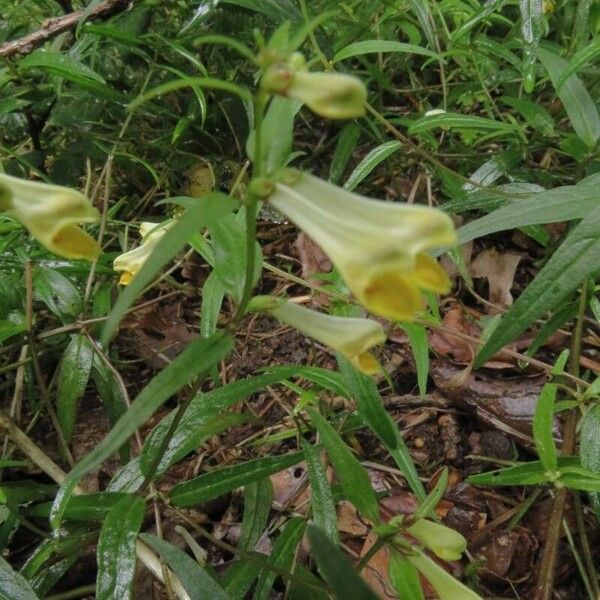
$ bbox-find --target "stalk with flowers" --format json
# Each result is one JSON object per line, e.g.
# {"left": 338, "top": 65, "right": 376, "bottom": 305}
{"left": 0, "top": 23, "right": 485, "bottom": 600}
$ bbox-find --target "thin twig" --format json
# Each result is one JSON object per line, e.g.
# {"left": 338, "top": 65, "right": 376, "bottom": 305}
{"left": 0, "top": 0, "right": 130, "bottom": 58}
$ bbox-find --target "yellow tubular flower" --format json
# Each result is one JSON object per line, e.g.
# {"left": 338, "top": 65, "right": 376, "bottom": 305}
{"left": 267, "top": 172, "right": 456, "bottom": 321}
{"left": 262, "top": 65, "right": 367, "bottom": 119}
{"left": 248, "top": 295, "right": 385, "bottom": 374}
{"left": 113, "top": 221, "right": 170, "bottom": 285}
{"left": 0, "top": 173, "right": 100, "bottom": 260}
{"left": 406, "top": 519, "right": 467, "bottom": 562}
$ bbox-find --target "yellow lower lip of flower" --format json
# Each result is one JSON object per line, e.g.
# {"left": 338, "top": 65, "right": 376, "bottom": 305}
{"left": 50, "top": 225, "right": 101, "bottom": 260}
{"left": 352, "top": 351, "right": 380, "bottom": 374}
{"left": 361, "top": 271, "right": 424, "bottom": 322}
{"left": 348, "top": 253, "right": 451, "bottom": 322}
{"left": 118, "top": 271, "right": 134, "bottom": 285}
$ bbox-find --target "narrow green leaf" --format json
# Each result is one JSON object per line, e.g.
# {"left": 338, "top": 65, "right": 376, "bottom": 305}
{"left": 409, "top": 113, "right": 518, "bottom": 135}
{"left": 337, "top": 356, "right": 425, "bottom": 501}
{"left": 0, "top": 555, "right": 38, "bottom": 600}
{"left": 388, "top": 551, "right": 425, "bottom": 600}
{"left": 467, "top": 461, "right": 548, "bottom": 486}
{"left": 306, "top": 407, "right": 379, "bottom": 521}
{"left": 500, "top": 96, "right": 554, "bottom": 133}
{"left": 455, "top": 181, "right": 600, "bottom": 246}
{"left": 476, "top": 205, "right": 600, "bottom": 365}
{"left": 129, "top": 77, "right": 251, "bottom": 110}
{"left": 538, "top": 47, "right": 600, "bottom": 148}
{"left": 253, "top": 518, "right": 305, "bottom": 600}
{"left": 209, "top": 212, "right": 262, "bottom": 304}
{"left": 343, "top": 141, "right": 402, "bottom": 191}
{"left": 96, "top": 495, "right": 145, "bottom": 600}
{"left": 334, "top": 40, "right": 439, "bottom": 62}
{"left": 33, "top": 267, "right": 81, "bottom": 323}
{"left": 239, "top": 479, "right": 272, "bottom": 551}
{"left": 222, "top": 560, "right": 261, "bottom": 600}
{"left": 580, "top": 403, "right": 600, "bottom": 513}
{"left": 19, "top": 51, "right": 125, "bottom": 101}
{"left": 140, "top": 533, "right": 231, "bottom": 600}
{"left": 302, "top": 440, "right": 338, "bottom": 544}
{"left": 519, "top": 0, "right": 543, "bottom": 92}
{"left": 329, "top": 123, "right": 361, "bottom": 185}
{"left": 557, "top": 38, "right": 600, "bottom": 90}
{"left": 407, "top": 551, "right": 482, "bottom": 600}
{"left": 140, "top": 369, "right": 309, "bottom": 480}
{"left": 402, "top": 323, "right": 429, "bottom": 396}
{"left": 101, "top": 193, "right": 236, "bottom": 344}
{"left": 247, "top": 96, "right": 301, "bottom": 174}
{"left": 414, "top": 467, "right": 448, "bottom": 520}
{"left": 306, "top": 525, "right": 379, "bottom": 600}
{"left": 141, "top": 412, "right": 247, "bottom": 481}
{"left": 533, "top": 383, "right": 558, "bottom": 472}
{"left": 19, "top": 51, "right": 105, "bottom": 82}
{"left": 52, "top": 332, "right": 233, "bottom": 527}
{"left": 29, "top": 492, "right": 127, "bottom": 521}
{"left": 170, "top": 451, "right": 304, "bottom": 507}
{"left": 56, "top": 335, "right": 95, "bottom": 444}
{"left": 524, "top": 301, "right": 578, "bottom": 358}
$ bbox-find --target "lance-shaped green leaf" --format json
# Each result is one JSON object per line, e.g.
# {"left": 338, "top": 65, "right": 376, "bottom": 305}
{"left": 306, "top": 407, "right": 379, "bottom": 521}
{"left": 96, "top": 495, "right": 145, "bottom": 600}
{"left": 580, "top": 403, "right": 600, "bottom": 514}
{"left": 51, "top": 332, "right": 233, "bottom": 528}
{"left": 455, "top": 181, "right": 600, "bottom": 247}
{"left": 302, "top": 440, "right": 338, "bottom": 544}
{"left": 307, "top": 525, "right": 379, "bottom": 600}
{"left": 140, "top": 534, "right": 231, "bottom": 600}
{"left": 170, "top": 452, "right": 304, "bottom": 507}
{"left": 476, "top": 205, "right": 600, "bottom": 366}
{"left": 253, "top": 517, "right": 305, "bottom": 600}
{"left": 0, "top": 555, "right": 38, "bottom": 600}
{"left": 519, "top": 0, "right": 543, "bottom": 92}
{"left": 57, "top": 334, "right": 95, "bottom": 444}
{"left": 337, "top": 356, "right": 425, "bottom": 501}
{"left": 538, "top": 47, "right": 600, "bottom": 148}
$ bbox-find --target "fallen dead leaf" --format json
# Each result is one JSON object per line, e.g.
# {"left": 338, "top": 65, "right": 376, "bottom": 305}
{"left": 469, "top": 249, "right": 522, "bottom": 310}
{"left": 294, "top": 232, "right": 332, "bottom": 281}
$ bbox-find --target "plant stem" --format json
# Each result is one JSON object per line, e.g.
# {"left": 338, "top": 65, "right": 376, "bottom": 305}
{"left": 534, "top": 281, "right": 589, "bottom": 600}
{"left": 232, "top": 92, "right": 267, "bottom": 323}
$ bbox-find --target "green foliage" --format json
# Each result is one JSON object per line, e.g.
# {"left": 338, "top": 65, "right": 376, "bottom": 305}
{"left": 1, "top": 0, "right": 600, "bottom": 598}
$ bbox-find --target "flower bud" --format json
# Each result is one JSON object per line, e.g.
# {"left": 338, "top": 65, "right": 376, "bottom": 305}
{"left": 406, "top": 519, "right": 467, "bottom": 562}
{"left": 248, "top": 295, "right": 385, "bottom": 374}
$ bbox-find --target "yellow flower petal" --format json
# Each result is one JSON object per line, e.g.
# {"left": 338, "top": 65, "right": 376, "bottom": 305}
{"left": 0, "top": 173, "right": 100, "bottom": 260}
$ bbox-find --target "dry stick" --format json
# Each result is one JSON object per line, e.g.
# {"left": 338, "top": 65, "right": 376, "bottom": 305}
{"left": 534, "top": 282, "right": 589, "bottom": 600}
{"left": 0, "top": 0, "right": 130, "bottom": 58}
{"left": 0, "top": 407, "right": 190, "bottom": 600}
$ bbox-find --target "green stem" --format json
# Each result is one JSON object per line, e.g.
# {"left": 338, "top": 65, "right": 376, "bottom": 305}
{"left": 232, "top": 92, "right": 267, "bottom": 323}
{"left": 535, "top": 281, "right": 589, "bottom": 600}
